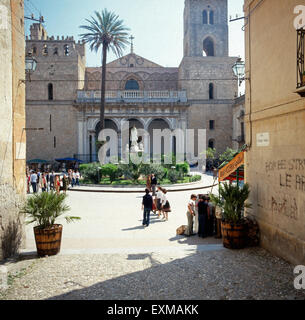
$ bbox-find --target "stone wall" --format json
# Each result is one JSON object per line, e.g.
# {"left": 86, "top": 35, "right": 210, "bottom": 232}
{"left": 25, "top": 24, "right": 85, "bottom": 162}
{"left": 179, "top": 56, "right": 237, "bottom": 155}
{"left": 85, "top": 53, "right": 179, "bottom": 91}
{"left": 232, "top": 95, "right": 245, "bottom": 150}
{"left": 184, "top": 0, "right": 228, "bottom": 57}
{"left": 244, "top": 0, "right": 305, "bottom": 265}
{"left": 0, "top": 0, "right": 26, "bottom": 260}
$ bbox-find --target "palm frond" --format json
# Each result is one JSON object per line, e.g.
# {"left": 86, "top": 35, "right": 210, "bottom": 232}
{"left": 23, "top": 192, "right": 80, "bottom": 229}
{"left": 79, "top": 9, "right": 130, "bottom": 58}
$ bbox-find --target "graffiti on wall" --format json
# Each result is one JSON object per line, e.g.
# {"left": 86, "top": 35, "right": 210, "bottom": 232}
{"left": 265, "top": 159, "right": 305, "bottom": 221}
{"left": 265, "top": 159, "right": 305, "bottom": 192}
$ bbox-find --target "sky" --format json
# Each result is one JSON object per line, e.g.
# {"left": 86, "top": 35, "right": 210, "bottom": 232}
{"left": 24, "top": 0, "right": 245, "bottom": 68}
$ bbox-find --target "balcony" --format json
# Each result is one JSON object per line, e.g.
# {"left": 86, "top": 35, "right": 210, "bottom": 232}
{"left": 76, "top": 90, "right": 188, "bottom": 104}
{"left": 296, "top": 28, "right": 305, "bottom": 97}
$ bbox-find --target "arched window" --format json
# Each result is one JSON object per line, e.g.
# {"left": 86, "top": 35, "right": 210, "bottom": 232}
{"left": 209, "top": 11, "right": 214, "bottom": 25}
{"left": 125, "top": 79, "right": 139, "bottom": 90}
{"left": 209, "top": 83, "right": 214, "bottom": 99}
{"left": 208, "top": 139, "right": 215, "bottom": 149}
{"left": 53, "top": 47, "right": 58, "bottom": 55}
{"left": 42, "top": 44, "right": 48, "bottom": 56}
{"left": 48, "top": 83, "right": 53, "bottom": 100}
{"left": 32, "top": 46, "right": 37, "bottom": 55}
{"left": 64, "top": 44, "right": 70, "bottom": 56}
{"left": 203, "top": 10, "right": 208, "bottom": 24}
{"left": 203, "top": 37, "right": 215, "bottom": 56}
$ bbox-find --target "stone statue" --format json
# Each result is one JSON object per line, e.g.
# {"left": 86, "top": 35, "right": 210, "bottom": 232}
{"left": 130, "top": 126, "right": 138, "bottom": 146}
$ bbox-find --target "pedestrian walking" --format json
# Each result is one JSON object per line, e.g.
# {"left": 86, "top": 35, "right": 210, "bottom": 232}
{"left": 40, "top": 173, "right": 47, "bottom": 192}
{"left": 151, "top": 174, "right": 158, "bottom": 196}
{"left": 30, "top": 171, "right": 38, "bottom": 193}
{"left": 72, "top": 170, "right": 76, "bottom": 188}
{"left": 142, "top": 189, "right": 153, "bottom": 227}
{"left": 45, "top": 172, "right": 50, "bottom": 192}
{"left": 146, "top": 174, "right": 152, "bottom": 192}
{"left": 49, "top": 171, "right": 55, "bottom": 191}
{"left": 197, "top": 195, "right": 209, "bottom": 238}
{"left": 36, "top": 171, "right": 41, "bottom": 193}
{"left": 156, "top": 186, "right": 163, "bottom": 218}
{"left": 161, "top": 188, "right": 171, "bottom": 221}
{"left": 75, "top": 170, "right": 80, "bottom": 186}
{"left": 206, "top": 196, "right": 215, "bottom": 236}
{"left": 185, "top": 194, "right": 197, "bottom": 236}
{"left": 26, "top": 174, "right": 30, "bottom": 194}
{"left": 62, "top": 174, "right": 69, "bottom": 193}
{"left": 55, "top": 175, "right": 61, "bottom": 195}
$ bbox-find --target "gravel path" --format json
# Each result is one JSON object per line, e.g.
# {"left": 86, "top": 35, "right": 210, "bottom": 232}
{"left": 1, "top": 247, "right": 305, "bottom": 300}
{"left": 2, "top": 180, "right": 304, "bottom": 300}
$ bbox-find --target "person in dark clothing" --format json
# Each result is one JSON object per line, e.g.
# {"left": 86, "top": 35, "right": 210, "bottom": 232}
{"left": 197, "top": 195, "right": 209, "bottom": 238}
{"left": 49, "top": 171, "right": 55, "bottom": 191}
{"left": 142, "top": 189, "right": 153, "bottom": 227}
{"left": 206, "top": 196, "right": 215, "bottom": 236}
{"left": 151, "top": 174, "right": 158, "bottom": 196}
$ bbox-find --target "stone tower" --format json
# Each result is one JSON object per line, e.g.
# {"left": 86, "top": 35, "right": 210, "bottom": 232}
{"left": 183, "top": 0, "right": 229, "bottom": 57}
{"left": 179, "top": 0, "right": 238, "bottom": 155}
{"left": 25, "top": 23, "right": 86, "bottom": 161}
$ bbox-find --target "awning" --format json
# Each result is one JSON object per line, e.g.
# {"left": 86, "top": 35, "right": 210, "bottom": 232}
{"left": 218, "top": 151, "right": 245, "bottom": 182}
{"left": 55, "top": 158, "right": 83, "bottom": 163}
{"left": 27, "top": 159, "right": 48, "bottom": 164}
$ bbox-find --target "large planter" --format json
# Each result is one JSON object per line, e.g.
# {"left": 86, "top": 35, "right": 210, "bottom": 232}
{"left": 221, "top": 220, "right": 246, "bottom": 249}
{"left": 34, "top": 224, "right": 63, "bottom": 257}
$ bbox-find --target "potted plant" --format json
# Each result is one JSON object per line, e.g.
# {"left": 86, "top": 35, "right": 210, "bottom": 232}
{"left": 210, "top": 183, "right": 251, "bottom": 249}
{"left": 23, "top": 192, "right": 80, "bottom": 257}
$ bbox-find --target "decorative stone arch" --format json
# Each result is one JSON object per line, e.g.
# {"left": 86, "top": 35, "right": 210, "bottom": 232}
{"left": 120, "top": 73, "right": 144, "bottom": 91}
{"left": 202, "top": 4, "right": 218, "bottom": 25}
{"left": 208, "top": 138, "right": 215, "bottom": 149}
{"left": 202, "top": 35, "right": 216, "bottom": 57}
{"left": 145, "top": 117, "right": 174, "bottom": 131}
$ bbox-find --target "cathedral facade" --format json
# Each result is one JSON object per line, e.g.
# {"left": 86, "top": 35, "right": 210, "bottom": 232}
{"left": 25, "top": 0, "right": 238, "bottom": 164}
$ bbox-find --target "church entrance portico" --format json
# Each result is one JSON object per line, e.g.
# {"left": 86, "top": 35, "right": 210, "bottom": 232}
{"left": 76, "top": 109, "right": 188, "bottom": 163}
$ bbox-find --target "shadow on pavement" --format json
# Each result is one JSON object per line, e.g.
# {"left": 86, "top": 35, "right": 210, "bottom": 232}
{"left": 45, "top": 247, "right": 305, "bottom": 300}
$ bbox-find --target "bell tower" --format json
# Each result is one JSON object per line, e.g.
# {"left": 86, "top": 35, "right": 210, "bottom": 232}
{"left": 183, "top": 0, "right": 229, "bottom": 57}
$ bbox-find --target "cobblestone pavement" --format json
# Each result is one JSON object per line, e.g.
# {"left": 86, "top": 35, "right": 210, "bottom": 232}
{"left": 1, "top": 247, "right": 305, "bottom": 300}
{"left": 1, "top": 178, "right": 305, "bottom": 300}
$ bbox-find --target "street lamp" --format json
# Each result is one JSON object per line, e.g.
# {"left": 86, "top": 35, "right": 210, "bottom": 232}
{"left": 232, "top": 58, "right": 246, "bottom": 86}
{"left": 25, "top": 56, "right": 37, "bottom": 82}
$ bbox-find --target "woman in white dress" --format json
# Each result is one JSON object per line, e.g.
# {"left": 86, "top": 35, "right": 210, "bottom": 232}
{"left": 156, "top": 186, "right": 163, "bottom": 218}
{"left": 161, "top": 188, "right": 171, "bottom": 221}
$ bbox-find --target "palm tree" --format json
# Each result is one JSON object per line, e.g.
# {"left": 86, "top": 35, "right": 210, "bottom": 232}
{"left": 79, "top": 9, "right": 130, "bottom": 137}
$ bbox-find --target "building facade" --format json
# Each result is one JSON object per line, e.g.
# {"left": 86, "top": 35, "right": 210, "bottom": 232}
{"left": 244, "top": 0, "right": 305, "bottom": 265}
{"left": 232, "top": 95, "right": 245, "bottom": 150}
{"left": 25, "top": 0, "right": 238, "bottom": 165}
{"left": 0, "top": 0, "right": 26, "bottom": 260}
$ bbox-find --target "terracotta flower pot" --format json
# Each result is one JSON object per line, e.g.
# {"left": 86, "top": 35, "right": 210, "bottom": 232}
{"left": 34, "top": 224, "right": 63, "bottom": 257}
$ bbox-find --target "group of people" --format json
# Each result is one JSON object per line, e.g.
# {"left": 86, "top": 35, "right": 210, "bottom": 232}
{"left": 141, "top": 183, "right": 171, "bottom": 227}
{"left": 186, "top": 194, "right": 221, "bottom": 238}
{"left": 27, "top": 169, "right": 81, "bottom": 195}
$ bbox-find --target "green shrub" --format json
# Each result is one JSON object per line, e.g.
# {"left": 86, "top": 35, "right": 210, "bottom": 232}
{"left": 101, "top": 164, "right": 119, "bottom": 182}
{"left": 81, "top": 163, "right": 101, "bottom": 184}
{"left": 190, "top": 175, "right": 202, "bottom": 182}
{"left": 168, "top": 169, "right": 179, "bottom": 184}
{"left": 176, "top": 162, "right": 190, "bottom": 175}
